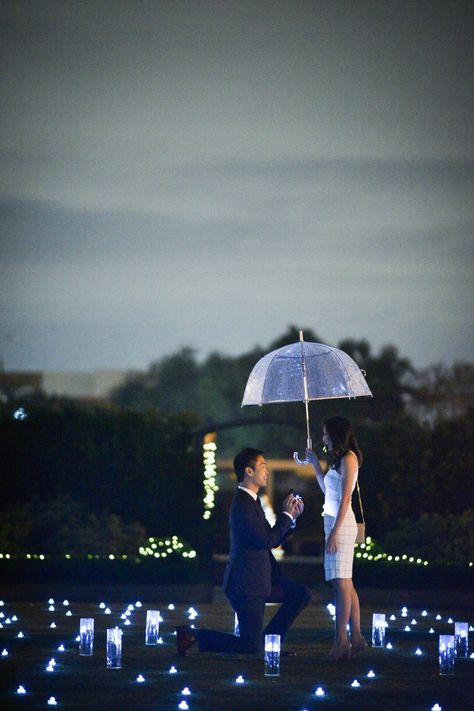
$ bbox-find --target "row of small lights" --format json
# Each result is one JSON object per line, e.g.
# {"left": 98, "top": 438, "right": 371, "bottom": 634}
{"left": 1, "top": 542, "right": 469, "bottom": 569}
{"left": 355, "top": 538, "right": 473, "bottom": 568}
{"left": 355, "top": 538, "right": 429, "bottom": 566}
{"left": 202, "top": 440, "right": 218, "bottom": 520}
{"left": 0, "top": 535, "right": 197, "bottom": 562}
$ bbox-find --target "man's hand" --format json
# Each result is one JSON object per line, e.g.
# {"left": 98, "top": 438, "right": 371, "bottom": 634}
{"left": 293, "top": 497, "right": 304, "bottom": 518}
{"left": 282, "top": 494, "right": 304, "bottom": 519}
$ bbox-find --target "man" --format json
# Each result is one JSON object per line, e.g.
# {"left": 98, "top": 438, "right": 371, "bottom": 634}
{"left": 176, "top": 448, "right": 312, "bottom": 655}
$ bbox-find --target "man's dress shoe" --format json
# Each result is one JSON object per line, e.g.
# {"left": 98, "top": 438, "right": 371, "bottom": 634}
{"left": 176, "top": 625, "right": 197, "bottom": 657}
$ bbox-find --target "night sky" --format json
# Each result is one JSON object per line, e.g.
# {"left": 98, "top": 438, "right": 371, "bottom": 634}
{"left": 1, "top": 1, "right": 473, "bottom": 371}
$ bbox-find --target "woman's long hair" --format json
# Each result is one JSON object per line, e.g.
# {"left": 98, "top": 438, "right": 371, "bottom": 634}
{"left": 324, "top": 416, "right": 363, "bottom": 470}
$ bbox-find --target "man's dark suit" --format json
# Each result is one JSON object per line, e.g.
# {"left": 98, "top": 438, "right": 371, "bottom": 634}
{"left": 198, "top": 488, "right": 312, "bottom": 653}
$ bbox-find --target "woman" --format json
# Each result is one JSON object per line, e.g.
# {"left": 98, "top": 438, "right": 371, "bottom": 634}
{"left": 307, "top": 416, "right": 367, "bottom": 661}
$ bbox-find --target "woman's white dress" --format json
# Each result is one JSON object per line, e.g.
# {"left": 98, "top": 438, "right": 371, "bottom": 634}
{"left": 323, "top": 462, "right": 358, "bottom": 581}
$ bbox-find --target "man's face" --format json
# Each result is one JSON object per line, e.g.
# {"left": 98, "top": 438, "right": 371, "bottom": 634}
{"left": 250, "top": 455, "right": 269, "bottom": 489}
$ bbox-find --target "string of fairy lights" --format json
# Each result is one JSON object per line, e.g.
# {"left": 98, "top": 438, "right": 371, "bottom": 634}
{"left": 202, "top": 439, "right": 218, "bottom": 520}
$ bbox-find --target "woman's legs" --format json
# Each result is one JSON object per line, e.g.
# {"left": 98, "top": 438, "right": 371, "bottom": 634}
{"left": 330, "top": 578, "right": 366, "bottom": 658}
{"left": 349, "top": 583, "right": 361, "bottom": 638}
{"left": 349, "top": 583, "right": 367, "bottom": 653}
{"left": 329, "top": 578, "right": 352, "bottom": 658}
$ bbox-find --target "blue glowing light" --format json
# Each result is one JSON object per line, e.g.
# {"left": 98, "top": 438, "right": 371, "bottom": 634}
{"left": 13, "top": 407, "right": 28, "bottom": 420}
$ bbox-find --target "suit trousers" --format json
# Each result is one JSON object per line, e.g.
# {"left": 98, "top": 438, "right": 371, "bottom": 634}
{"left": 197, "top": 578, "right": 311, "bottom": 654}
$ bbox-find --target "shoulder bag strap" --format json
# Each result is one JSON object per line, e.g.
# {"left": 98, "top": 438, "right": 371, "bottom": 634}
{"left": 355, "top": 479, "right": 365, "bottom": 525}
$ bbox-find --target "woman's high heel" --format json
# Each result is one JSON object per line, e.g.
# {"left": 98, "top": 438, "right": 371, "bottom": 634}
{"left": 328, "top": 642, "right": 351, "bottom": 661}
{"left": 350, "top": 637, "right": 368, "bottom": 658}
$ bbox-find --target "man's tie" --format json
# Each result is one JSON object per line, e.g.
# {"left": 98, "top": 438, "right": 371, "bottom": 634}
{"left": 257, "top": 497, "right": 267, "bottom": 522}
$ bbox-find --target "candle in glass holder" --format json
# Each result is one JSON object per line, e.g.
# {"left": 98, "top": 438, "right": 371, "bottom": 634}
{"left": 79, "top": 618, "right": 94, "bottom": 656}
{"left": 145, "top": 610, "right": 160, "bottom": 646}
{"left": 439, "top": 635, "right": 455, "bottom": 675}
{"left": 106, "top": 627, "right": 123, "bottom": 669}
{"left": 264, "top": 634, "right": 281, "bottom": 677}
{"left": 454, "top": 622, "right": 469, "bottom": 658}
{"left": 371, "top": 613, "right": 386, "bottom": 647}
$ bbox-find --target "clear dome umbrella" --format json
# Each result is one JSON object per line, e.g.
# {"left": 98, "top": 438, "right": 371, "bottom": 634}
{"left": 241, "top": 330, "right": 372, "bottom": 464}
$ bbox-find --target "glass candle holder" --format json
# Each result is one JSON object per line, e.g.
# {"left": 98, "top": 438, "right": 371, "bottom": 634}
{"left": 106, "top": 627, "right": 123, "bottom": 669}
{"left": 371, "top": 613, "right": 386, "bottom": 647}
{"left": 145, "top": 610, "right": 160, "bottom": 646}
{"left": 439, "top": 635, "right": 455, "bottom": 675}
{"left": 234, "top": 612, "right": 240, "bottom": 636}
{"left": 79, "top": 618, "right": 94, "bottom": 656}
{"left": 454, "top": 622, "right": 469, "bottom": 658}
{"left": 264, "top": 634, "right": 281, "bottom": 677}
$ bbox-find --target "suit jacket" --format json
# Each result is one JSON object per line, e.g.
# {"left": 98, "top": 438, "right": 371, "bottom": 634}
{"left": 223, "top": 488, "right": 293, "bottom": 598}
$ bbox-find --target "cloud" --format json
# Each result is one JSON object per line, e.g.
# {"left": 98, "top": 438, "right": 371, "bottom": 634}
{"left": 1, "top": 1, "right": 473, "bottom": 370}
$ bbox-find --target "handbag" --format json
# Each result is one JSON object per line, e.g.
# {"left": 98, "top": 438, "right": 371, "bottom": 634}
{"left": 355, "top": 479, "right": 366, "bottom": 545}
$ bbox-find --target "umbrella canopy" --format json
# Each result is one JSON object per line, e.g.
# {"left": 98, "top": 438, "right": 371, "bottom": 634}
{"left": 242, "top": 341, "right": 372, "bottom": 407}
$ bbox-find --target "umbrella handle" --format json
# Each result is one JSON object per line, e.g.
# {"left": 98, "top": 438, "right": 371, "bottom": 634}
{"left": 293, "top": 451, "right": 310, "bottom": 466}
{"left": 293, "top": 435, "right": 312, "bottom": 465}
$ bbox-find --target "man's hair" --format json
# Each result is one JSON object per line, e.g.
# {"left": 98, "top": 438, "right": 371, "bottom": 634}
{"left": 233, "top": 447, "right": 264, "bottom": 483}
